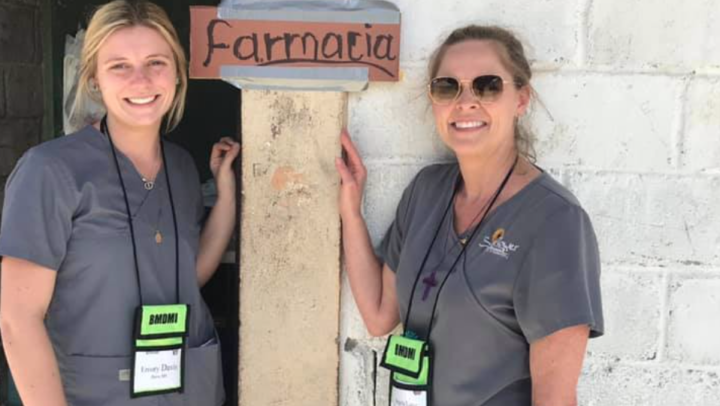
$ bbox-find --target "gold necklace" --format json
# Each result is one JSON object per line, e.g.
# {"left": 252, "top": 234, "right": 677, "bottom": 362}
{"left": 153, "top": 199, "right": 163, "bottom": 244}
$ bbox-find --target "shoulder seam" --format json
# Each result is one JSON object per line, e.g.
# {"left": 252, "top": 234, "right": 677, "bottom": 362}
{"left": 534, "top": 177, "right": 583, "bottom": 209}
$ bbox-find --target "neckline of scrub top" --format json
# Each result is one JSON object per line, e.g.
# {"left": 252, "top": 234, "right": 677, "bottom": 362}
{"left": 86, "top": 124, "right": 167, "bottom": 194}
{"left": 450, "top": 167, "right": 548, "bottom": 244}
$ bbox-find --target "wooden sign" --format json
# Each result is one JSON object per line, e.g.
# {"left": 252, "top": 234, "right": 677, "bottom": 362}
{"left": 189, "top": 6, "right": 401, "bottom": 85}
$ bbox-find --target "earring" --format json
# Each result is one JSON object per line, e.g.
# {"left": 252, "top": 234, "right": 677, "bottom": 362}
{"left": 89, "top": 80, "right": 98, "bottom": 92}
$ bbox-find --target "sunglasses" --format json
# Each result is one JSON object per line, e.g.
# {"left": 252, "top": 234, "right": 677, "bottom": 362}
{"left": 428, "top": 75, "right": 516, "bottom": 105}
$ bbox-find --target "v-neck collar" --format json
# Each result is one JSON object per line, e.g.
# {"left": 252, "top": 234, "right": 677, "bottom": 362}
{"left": 89, "top": 124, "right": 166, "bottom": 194}
{"left": 446, "top": 164, "right": 547, "bottom": 245}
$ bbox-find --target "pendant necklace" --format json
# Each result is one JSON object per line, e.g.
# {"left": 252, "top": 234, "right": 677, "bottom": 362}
{"left": 140, "top": 163, "right": 160, "bottom": 191}
{"left": 142, "top": 160, "right": 161, "bottom": 241}
{"left": 154, "top": 215, "right": 163, "bottom": 244}
{"left": 142, "top": 177, "right": 155, "bottom": 191}
{"left": 140, "top": 149, "right": 162, "bottom": 191}
{"left": 152, "top": 187, "right": 164, "bottom": 244}
{"left": 457, "top": 194, "right": 494, "bottom": 246}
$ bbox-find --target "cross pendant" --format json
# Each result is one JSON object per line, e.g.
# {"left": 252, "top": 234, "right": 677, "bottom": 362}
{"left": 421, "top": 271, "right": 439, "bottom": 301}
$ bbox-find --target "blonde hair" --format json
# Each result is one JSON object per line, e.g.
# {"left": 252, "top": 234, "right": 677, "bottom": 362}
{"left": 72, "top": 0, "right": 187, "bottom": 132}
{"left": 428, "top": 25, "right": 537, "bottom": 162}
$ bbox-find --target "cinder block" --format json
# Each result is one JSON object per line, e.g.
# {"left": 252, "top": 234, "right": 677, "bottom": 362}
{"left": 586, "top": 271, "right": 663, "bottom": 361}
{"left": 0, "top": 118, "right": 40, "bottom": 150}
{"left": 339, "top": 334, "right": 398, "bottom": 406}
{"left": 578, "top": 362, "right": 720, "bottom": 406}
{"left": 566, "top": 171, "right": 720, "bottom": 267}
{"left": 0, "top": 4, "right": 36, "bottom": 64}
{"left": 339, "top": 337, "right": 377, "bottom": 406}
{"left": 340, "top": 271, "right": 378, "bottom": 340}
{"left": 375, "top": 363, "right": 391, "bottom": 406}
{"left": 340, "top": 272, "right": 403, "bottom": 343}
{"left": 5, "top": 65, "right": 42, "bottom": 118}
{"left": 531, "top": 73, "right": 679, "bottom": 172}
{"left": 363, "top": 161, "right": 427, "bottom": 244}
{"left": 0, "top": 175, "right": 5, "bottom": 210}
{"left": 349, "top": 67, "right": 452, "bottom": 162}
{"left": 681, "top": 78, "right": 720, "bottom": 172}
{"left": 588, "top": 0, "right": 720, "bottom": 70}
{"left": 0, "top": 0, "right": 41, "bottom": 5}
{"left": 0, "top": 146, "right": 21, "bottom": 177}
{"left": 0, "top": 67, "right": 4, "bottom": 117}
{"left": 391, "top": 0, "right": 580, "bottom": 65}
{"left": 666, "top": 278, "right": 720, "bottom": 365}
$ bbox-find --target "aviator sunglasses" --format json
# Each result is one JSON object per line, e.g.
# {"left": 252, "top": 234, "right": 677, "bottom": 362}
{"left": 428, "top": 75, "right": 517, "bottom": 105}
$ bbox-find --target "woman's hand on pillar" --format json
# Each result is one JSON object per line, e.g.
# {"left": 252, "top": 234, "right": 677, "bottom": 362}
{"left": 336, "top": 129, "right": 367, "bottom": 220}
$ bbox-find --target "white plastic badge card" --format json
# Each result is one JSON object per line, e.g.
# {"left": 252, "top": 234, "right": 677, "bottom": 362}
{"left": 133, "top": 348, "right": 183, "bottom": 395}
{"left": 391, "top": 387, "right": 428, "bottom": 406}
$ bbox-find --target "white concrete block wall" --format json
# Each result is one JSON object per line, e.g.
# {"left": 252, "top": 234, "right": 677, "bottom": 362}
{"left": 339, "top": 0, "right": 720, "bottom": 405}
{"left": 683, "top": 78, "right": 720, "bottom": 172}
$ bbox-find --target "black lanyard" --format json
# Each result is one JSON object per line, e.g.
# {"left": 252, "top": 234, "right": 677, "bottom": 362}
{"left": 102, "top": 117, "right": 180, "bottom": 305}
{"left": 403, "top": 156, "right": 518, "bottom": 341}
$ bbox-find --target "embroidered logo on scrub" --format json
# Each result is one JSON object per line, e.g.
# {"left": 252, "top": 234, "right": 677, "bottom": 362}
{"left": 479, "top": 228, "right": 519, "bottom": 259}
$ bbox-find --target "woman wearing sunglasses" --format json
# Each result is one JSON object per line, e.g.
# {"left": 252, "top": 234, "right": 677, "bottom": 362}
{"left": 337, "top": 25, "right": 603, "bottom": 406}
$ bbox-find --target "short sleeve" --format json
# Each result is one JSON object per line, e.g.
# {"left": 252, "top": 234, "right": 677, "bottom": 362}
{"left": 169, "top": 144, "right": 205, "bottom": 229}
{"left": 0, "top": 149, "right": 77, "bottom": 271}
{"left": 513, "top": 205, "right": 604, "bottom": 343}
{"left": 193, "top": 178, "right": 205, "bottom": 228}
{"left": 375, "top": 174, "right": 420, "bottom": 273}
{"left": 186, "top": 154, "right": 205, "bottom": 228}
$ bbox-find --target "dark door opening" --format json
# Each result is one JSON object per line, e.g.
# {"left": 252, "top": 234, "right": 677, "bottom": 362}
{"left": 0, "top": 1, "right": 241, "bottom": 405}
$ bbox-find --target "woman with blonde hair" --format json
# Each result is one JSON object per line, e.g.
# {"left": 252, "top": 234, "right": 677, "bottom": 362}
{"left": 337, "top": 25, "right": 604, "bottom": 405}
{"left": 0, "top": 1, "right": 238, "bottom": 405}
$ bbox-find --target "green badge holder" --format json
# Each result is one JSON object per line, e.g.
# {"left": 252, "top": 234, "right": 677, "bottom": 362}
{"left": 380, "top": 334, "right": 431, "bottom": 388}
{"left": 131, "top": 304, "right": 191, "bottom": 398}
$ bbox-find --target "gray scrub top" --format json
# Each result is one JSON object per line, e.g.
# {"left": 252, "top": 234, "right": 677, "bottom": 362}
{"left": 0, "top": 126, "right": 224, "bottom": 406}
{"left": 379, "top": 163, "right": 604, "bottom": 406}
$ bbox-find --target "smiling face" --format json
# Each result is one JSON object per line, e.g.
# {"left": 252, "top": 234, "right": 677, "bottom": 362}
{"left": 431, "top": 40, "right": 530, "bottom": 159}
{"left": 94, "top": 25, "right": 177, "bottom": 131}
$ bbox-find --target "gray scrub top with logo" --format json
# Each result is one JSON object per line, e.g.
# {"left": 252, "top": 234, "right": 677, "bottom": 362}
{"left": 0, "top": 126, "right": 224, "bottom": 406}
{"left": 378, "top": 163, "right": 604, "bottom": 406}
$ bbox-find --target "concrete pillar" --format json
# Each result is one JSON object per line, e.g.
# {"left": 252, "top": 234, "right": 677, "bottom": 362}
{"left": 239, "top": 90, "right": 345, "bottom": 406}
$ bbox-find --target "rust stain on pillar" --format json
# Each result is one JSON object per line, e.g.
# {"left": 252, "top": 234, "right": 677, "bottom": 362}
{"left": 240, "top": 90, "right": 345, "bottom": 405}
{"left": 271, "top": 166, "right": 305, "bottom": 191}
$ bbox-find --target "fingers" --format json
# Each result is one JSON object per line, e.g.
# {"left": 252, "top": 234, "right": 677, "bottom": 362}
{"left": 335, "top": 157, "right": 355, "bottom": 186}
{"left": 210, "top": 137, "right": 240, "bottom": 177}
{"left": 340, "top": 129, "right": 362, "bottom": 166}
{"left": 212, "top": 137, "right": 238, "bottom": 153}
{"left": 211, "top": 138, "right": 240, "bottom": 157}
{"left": 339, "top": 129, "right": 366, "bottom": 178}
{"left": 220, "top": 141, "right": 240, "bottom": 171}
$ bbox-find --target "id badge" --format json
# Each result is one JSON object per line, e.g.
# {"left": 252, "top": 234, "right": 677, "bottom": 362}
{"left": 131, "top": 304, "right": 190, "bottom": 398}
{"left": 380, "top": 335, "right": 433, "bottom": 406}
{"left": 390, "top": 382, "right": 428, "bottom": 406}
